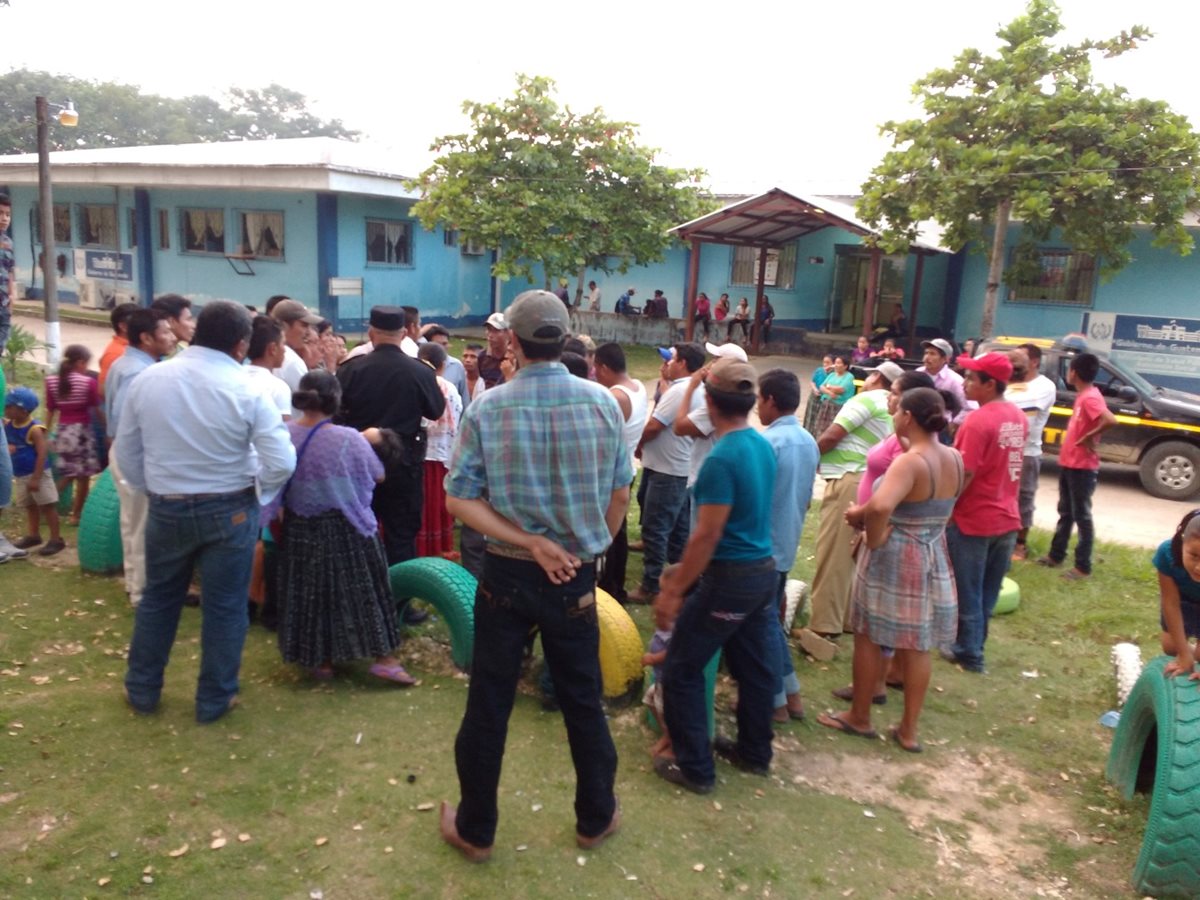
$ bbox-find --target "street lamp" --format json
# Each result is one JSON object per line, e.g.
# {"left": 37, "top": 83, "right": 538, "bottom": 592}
{"left": 35, "top": 96, "right": 79, "bottom": 366}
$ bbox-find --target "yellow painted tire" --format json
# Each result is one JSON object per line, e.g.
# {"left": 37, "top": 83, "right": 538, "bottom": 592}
{"left": 596, "top": 588, "right": 645, "bottom": 706}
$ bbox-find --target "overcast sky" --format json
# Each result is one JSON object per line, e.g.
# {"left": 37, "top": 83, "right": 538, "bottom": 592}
{"left": 6, "top": 0, "right": 1197, "bottom": 194}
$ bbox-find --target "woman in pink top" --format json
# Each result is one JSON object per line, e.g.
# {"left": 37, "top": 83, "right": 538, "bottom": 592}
{"left": 44, "top": 344, "right": 104, "bottom": 525}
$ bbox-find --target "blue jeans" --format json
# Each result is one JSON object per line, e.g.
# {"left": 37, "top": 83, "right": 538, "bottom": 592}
{"left": 947, "top": 524, "right": 1017, "bottom": 672}
{"left": 663, "top": 558, "right": 778, "bottom": 785}
{"left": 771, "top": 572, "right": 800, "bottom": 707}
{"left": 453, "top": 554, "right": 616, "bottom": 848}
{"left": 1048, "top": 467, "right": 1098, "bottom": 574}
{"left": 125, "top": 489, "right": 258, "bottom": 722}
{"left": 639, "top": 468, "right": 690, "bottom": 593}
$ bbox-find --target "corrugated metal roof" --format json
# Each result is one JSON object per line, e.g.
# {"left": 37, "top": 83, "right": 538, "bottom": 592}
{"left": 671, "top": 187, "right": 951, "bottom": 253}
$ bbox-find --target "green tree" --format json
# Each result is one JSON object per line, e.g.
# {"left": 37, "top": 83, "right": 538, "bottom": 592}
{"left": 0, "top": 70, "right": 359, "bottom": 155}
{"left": 410, "top": 74, "right": 712, "bottom": 292}
{"left": 856, "top": 0, "right": 1200, "bottom": 339}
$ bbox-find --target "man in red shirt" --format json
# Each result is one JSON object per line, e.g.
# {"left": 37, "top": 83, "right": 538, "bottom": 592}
{"left": 944, "top": 352, "right": 1027, "bottom": 673}
{"left": 1037, "top": 353, "right": 1116, "bottom": 580}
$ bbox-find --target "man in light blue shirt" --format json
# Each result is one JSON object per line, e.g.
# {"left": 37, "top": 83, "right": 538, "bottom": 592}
{"left": 758, "top": 369, "right": 820, "bottom": 721}
{"left": 119, "top": 301, "right": 295, "bottom": 723}
{"left": 104, "top": 307, "right": 176, "bottom": 608}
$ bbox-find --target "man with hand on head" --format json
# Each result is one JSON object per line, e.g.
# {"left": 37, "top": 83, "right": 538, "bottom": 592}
{"left": 441, "top": 290, "right": 630, "bottom": 860}
{"left": 269, "top": 299, "right": 323, "bottom": 392}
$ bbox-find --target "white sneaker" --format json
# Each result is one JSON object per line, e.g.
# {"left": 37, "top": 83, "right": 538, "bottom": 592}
{"left": 0, "top": 552, "right": 9, "bottom": 564}
{"left": 0, "top": 536, "right": 28, "bottom": 560}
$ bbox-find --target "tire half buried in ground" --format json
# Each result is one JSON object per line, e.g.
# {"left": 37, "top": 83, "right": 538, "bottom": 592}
{"left": 388, "top": 557, "right": 476, "bottom": 670}
{"left": 1106, "top": 656, "right": 1200, "bottom": 897}
{"left": 77, "top": 468, "right": 123, "bottom": 575}
{"left": 595, "top": 588, "right": 644, "bottom": 706}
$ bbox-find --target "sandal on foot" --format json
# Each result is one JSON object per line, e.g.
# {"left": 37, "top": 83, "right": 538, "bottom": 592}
{"left": 1035, "top": 555, "right": 1061, "bottom": 568}
{"left": 816, "top": 711, "right": 878, "bottom": 740}
{"left": 369, "top": 662, "right": 416, "bottom": 686}
{"left": 889, "top": 725, "right": 923, "bottom": 754}
{"left": 310, "top": 666, "right": 335, "bottom": 681}
{"left": 832, "top": 685, "right": 886, "bottom": 705}
{"left": 1061, "top": 568, "right": 1090, "bottom": 581}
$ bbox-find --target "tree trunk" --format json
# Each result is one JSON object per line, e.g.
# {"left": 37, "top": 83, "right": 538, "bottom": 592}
{"left": 575, "top": 266, "right": 586, "bottom": 307}
{"left": 980, "top": 198, "right": 1011, "bottom": 341}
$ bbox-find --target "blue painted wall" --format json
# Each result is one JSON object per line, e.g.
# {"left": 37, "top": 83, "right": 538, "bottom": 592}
{"left": 952, "top": 224, "right": 1200, "bottom": 342}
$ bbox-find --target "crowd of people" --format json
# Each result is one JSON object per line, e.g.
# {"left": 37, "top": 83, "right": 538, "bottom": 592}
{"left": 4, "top": 267, "right": 1198, "bottom": 863}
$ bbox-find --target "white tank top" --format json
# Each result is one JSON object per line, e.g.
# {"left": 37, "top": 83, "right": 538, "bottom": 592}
{"left": 611, "top": 380, "right": 649, "bottom": 460}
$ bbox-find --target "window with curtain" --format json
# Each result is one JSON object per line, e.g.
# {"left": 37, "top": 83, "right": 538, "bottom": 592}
{"left": 366, "top": 219, "right": 413, "bottom": 266}
{"left": 730, "top": 243, "right": 798, "bottom": 290}
{"left": 32, "top": 203, "right": 72, "bottom": 245}
{"left": 79, "top": 204, "right": 118, "bottom": 248}
{"left": 1007, "top": 248, "right": 1097, "bottom": 307}
{"left": 157, "top": 209, "right": 170, "bottom": 250}
{"left": 239, "top": 210, "right": 285, "bottom": 258}
{"left": 180, "top": 209, "right": 226, "bottom": 254}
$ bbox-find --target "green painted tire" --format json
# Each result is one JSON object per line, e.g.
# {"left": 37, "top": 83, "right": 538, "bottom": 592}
{"left": 993, "top": 577, "right": 1020, "bottom": 616}
{"left": 1106, "top": 656, "right": 1200, "bottom": 896}
{"left": 646, "top": 650, "right": 722, "bottom": 740}
{"left": 388, "top": 557, "right": 476, "bottom": 670}
{"left": 77, "top": 469, "right": 123, "bottom": 575}
{"left": 56, "top": 478, "right": 74, "bottom": 516}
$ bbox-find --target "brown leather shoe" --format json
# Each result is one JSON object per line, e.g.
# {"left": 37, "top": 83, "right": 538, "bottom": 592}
{"left": 577, "top": 800, "right": 621, "bottom": 850}
{"left": 439, "top": 801, "right": 492, "bottom": 863}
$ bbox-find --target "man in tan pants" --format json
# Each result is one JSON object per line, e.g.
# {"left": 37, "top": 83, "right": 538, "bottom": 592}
{"left": 104, "top": 309, "right": 175, "bottom": 606}
{"left": 801, "top": 363, "right": 898, "bottom": 657}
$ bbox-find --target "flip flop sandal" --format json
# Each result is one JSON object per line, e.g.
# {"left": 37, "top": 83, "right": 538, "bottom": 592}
{"left": 1061, "top": 568, "right": 1090, "bottom": 581}
{"left": 816, "top": 711, "right": 878, "bottom": 740}
{"left": 369, "top": 662, "right": 416, "bottom": 686}
{"left": 889, "top": 725, "right": 923, "bottom": 753}
{"left": 831, "top": 685, "right": 886, "bottom": 705}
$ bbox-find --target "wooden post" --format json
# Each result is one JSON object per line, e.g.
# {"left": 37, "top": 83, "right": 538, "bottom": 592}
{"left": 684, "top": 238, "right": 701, "bottom": 342}
{"left": 751, "top": 246, "right": 768, "bottom": 354}
{"left": 861, "top": 248, "right": 881, "bottom": 339}
{"left": 908, "top": 251, "right": 925, "bottom": 356}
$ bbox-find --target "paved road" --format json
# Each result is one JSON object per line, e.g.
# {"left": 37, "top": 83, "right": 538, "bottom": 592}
{"left": 14, "top": 313, "right": 1188, "bottom": 549}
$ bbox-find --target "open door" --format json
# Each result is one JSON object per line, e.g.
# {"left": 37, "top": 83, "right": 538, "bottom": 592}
{"left": 832, "top": 248, "right": 907, "bottom": 333}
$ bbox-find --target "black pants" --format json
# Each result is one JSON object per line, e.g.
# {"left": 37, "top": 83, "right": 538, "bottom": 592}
{"left": 372, "top": 462, "right": 423, "bottom": 565}
{"left": 453, "top": 554, "right": 616, "bottom": 847}
{"left": 598, "top": 519, "right": 629, "bottom": 603}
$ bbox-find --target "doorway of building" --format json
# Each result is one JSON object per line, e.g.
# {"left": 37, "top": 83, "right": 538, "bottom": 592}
{"left": 830, "top": 249, "right": 907, "bottom": 333}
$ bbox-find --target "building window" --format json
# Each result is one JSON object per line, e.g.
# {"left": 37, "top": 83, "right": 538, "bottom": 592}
{"left": 730, "top": 243, "right": 798, "bottom": 290}
{"left": 238, "top": 210, "right": 284, "bottom": 258}
{"left": 32, "top": 203, "right": 72, "bottom": 245}
{"left": 79, "top": 204, "right": 118, "bottom": 248}
{"left": 1007, "top": 248, "right": 1097, "bottom": 307}
{"left": 128, "top": 208, "right": 137, "bottom": 248}
{"left": 443, "top": 228, "right": 458, "bottom": 247}
{"left": 157, "top": 209, "right": 170, "bottom": 250}
{"left": 366, "top": 219, "right": 412, "bottom": 266}
{"left": 180, "top": 208, "right": 226, "bottom": 254}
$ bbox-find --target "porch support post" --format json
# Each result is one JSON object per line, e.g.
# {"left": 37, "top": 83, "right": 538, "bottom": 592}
{"left": 908, "top": 251, "right": 926, "bottom": 355}
{"left": 751, "top": 245, "right": 768, "bottom": 354}
{"left": 684, "top": 238, "right": 701, "bottom": 342}
{"left": 862, "top": 247, "right": 881, "bottom": 339}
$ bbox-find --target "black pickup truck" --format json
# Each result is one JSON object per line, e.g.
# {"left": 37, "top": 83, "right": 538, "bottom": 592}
{"left": 980, "top": 336, "right": 1200, "bottom": 501}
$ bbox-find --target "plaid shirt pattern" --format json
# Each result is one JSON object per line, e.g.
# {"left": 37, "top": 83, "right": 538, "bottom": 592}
{"left": 445, "top": 361, "right": 633, "bottom": 559}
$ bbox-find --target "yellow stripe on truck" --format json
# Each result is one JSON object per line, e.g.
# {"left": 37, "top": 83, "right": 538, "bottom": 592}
{"left": 1050, "top": 406, "right": 1200, "bottom": 435}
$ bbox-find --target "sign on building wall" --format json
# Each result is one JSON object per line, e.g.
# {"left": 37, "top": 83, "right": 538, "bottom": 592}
{"left": 1082, "top": 311, "right": 1200, "bottom": 395}
{"left": 79, "top": 250, "right": 134, "bottom": 282}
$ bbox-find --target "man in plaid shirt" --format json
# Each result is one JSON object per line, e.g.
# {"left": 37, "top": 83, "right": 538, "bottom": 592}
{"left": 440, "top": 290, "right": 632, "bottom": 861}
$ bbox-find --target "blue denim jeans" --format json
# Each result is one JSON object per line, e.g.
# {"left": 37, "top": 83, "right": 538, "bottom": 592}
{"left": 125, "top": 489, "right": 258, "bottom": 722}
{"left": 663, "top": 558, "right": 778, "bottom": 786}
{"left": 453, "top": 554, "right": 616, "bottom": 848}
{"left": 1048, "top": 466, "right": 1098, "bottom": 574}
{"left": 947, "top": 524, "right": 1017, "bottom": 672}
{"left": 639, "top": 468, "right": 690, "bottom": 593}
{"left": 771, "top": 572, "right": 800, "bottom": 707}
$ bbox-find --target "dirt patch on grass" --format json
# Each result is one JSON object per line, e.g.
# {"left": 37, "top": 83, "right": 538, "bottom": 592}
{"left": 771, "top": 737, "right": 1080, "bottom": 899}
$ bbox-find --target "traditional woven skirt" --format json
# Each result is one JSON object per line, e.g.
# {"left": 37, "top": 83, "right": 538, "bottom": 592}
{"left": 276, "top": 508, "right": 399, "bottom": 667}
{"left": 416, "top": 459, "right": 454, "bottom": 557}
{"left": 54, "top": 422, "right": 101, "bottom": 478}
{"left": 805, "top": 398, "right": 840, "bottom": 439}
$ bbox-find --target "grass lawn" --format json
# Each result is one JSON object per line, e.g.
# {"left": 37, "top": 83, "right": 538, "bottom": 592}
{"left": 0, "top": 348, "right": 1166, "bottom": 898}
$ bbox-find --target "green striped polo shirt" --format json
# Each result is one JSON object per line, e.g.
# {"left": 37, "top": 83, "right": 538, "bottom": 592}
{"left": 818, "top": 389, "right": 893, "bottom": 479}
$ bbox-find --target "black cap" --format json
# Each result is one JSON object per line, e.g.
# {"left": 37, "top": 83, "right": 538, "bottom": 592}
{"left": 369, "top": 305, "right": 405, "bottom": 331}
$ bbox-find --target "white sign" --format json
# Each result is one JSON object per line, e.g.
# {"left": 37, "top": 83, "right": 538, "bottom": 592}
{"left": 329, "top": 277, "right": 363, "bottom": 297}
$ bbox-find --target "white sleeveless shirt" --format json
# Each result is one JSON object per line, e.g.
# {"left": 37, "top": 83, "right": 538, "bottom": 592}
{"left": 611, "top": 380, "right": 649, "bottom": 460}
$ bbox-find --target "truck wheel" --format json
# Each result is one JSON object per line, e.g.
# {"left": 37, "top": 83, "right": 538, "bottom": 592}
{"left": 1106, "top": 656, "right": 1200, "bottom": 896}
{"left": 387, "top": 558, "right": 476, "bottom": 670}
{"left": 1139, "top": 441, "right": 1200, "bottom": 500}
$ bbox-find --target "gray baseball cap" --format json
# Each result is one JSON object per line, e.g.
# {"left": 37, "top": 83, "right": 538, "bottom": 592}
{"left": 505, "top": 290, "right": 570, "bottom": 344}
{"left": 921, "top": 338, "right": 954, "bottom": 358}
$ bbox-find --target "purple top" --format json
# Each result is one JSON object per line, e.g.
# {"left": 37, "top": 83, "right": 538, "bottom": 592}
{"left": 263, "top": 420, "right": 383, "bottom": 538}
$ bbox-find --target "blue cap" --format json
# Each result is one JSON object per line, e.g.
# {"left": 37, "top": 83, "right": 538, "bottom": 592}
{"left": 656, "top": 347, "right": 673, "bottom": 361}
{"left": 5, "top": 386, "right": 39, "bottom": 412}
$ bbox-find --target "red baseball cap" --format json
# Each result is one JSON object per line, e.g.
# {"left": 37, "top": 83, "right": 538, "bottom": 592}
{"left": 957, "top": 351, "right": 1013, "bottom": 382}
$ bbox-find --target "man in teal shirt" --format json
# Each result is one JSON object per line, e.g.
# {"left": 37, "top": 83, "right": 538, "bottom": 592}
{"left": 654, "top": 358, "right": 778, "bottom": 793}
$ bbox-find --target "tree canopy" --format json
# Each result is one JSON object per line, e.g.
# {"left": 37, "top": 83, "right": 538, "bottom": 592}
{"left": 0, "top": 69, "right": 359, "bottom": 155}
{"left": 410, "top": 74, "right": 712, "bottom": 286}
{"left": 856, "top": 0, "right": 1200, "bottom": 338}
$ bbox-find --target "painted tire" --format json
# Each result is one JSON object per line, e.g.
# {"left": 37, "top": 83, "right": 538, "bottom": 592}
{"left": 1106, "top": 656, "right": 1200, "bottom": 896}
{"left": 77, "top": 469, "right": 123, "bottom": 575}
{"left": 56, "top": 479, "right": 74, "bottom": 516}
{"left": 646, "top": 650, "right": 722, "bottom": 741}
{"left": 387, "top": 557, "right": 476, "bottom": 670}
{"left": 993, "top": 577, "right": 1020, "bottom": 616}
{"left": 595, "top": 588, "right": 645, "bottom": 706}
